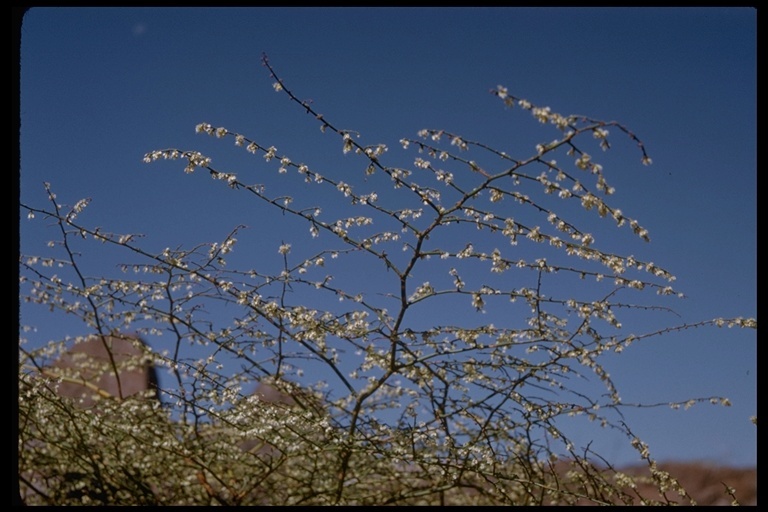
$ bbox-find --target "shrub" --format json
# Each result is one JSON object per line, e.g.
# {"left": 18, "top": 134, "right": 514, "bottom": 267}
{"left": 19, "top": 54, "right": 756, "bottom": 505}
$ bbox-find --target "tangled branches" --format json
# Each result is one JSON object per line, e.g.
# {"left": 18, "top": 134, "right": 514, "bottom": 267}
{"left": 18, "top": 54, "right": 755, "bottom": 505}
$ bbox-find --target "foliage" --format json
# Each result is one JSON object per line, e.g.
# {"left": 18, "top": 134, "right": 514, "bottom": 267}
{"left": 18, "top": 54, "right": 756, "bottom": 505}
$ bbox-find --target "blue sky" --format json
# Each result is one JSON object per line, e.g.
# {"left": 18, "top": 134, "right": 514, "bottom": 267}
{"left": 19, "top": 7, "right": 756, "bottom": 468}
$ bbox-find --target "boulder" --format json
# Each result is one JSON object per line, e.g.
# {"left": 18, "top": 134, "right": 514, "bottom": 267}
{"left": 44, "top": 333, "right": 158, "bottom": 408}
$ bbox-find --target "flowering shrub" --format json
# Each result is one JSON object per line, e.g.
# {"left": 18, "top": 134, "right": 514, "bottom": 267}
{"left": 18, "top": 54, "right": 756, "bottom": 505}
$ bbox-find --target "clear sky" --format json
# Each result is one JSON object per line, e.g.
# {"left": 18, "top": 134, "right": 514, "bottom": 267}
{"left": 19, "top": 7, "right": 756, "bottom": 468}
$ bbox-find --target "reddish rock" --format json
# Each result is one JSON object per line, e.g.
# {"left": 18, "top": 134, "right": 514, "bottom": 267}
{"left": 45, "top": 333, "right": 158, "bottom": 407}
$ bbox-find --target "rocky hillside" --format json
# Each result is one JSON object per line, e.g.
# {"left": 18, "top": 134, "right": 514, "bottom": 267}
{"left": 620, "top": 462, "right": 756, "bottom": 506}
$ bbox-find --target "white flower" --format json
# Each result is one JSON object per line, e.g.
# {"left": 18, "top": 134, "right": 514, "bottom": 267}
{"left": 409, "top": 282, "right": 434, "bottom": 302}
{"left": 414, "top": 158, "right": 430, "bottom": 169}
{"left": 471, "top": 293, "right": 485, "bottom": 311}
{"left": 575, "top": 153, "right": 592, "bottom": 170}
{"left": 337, "top": 182, "right": 352, "bottom": 197}
{"left": 342, "top": 133, "right": 354, "bottom": 154}
{"left": 532, "top": 106, "right": 551, "bottom": 123}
